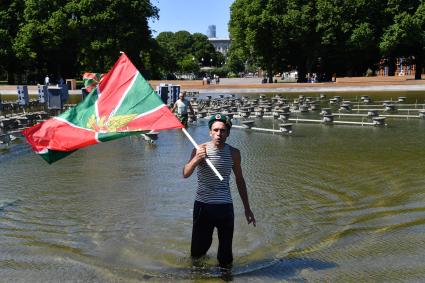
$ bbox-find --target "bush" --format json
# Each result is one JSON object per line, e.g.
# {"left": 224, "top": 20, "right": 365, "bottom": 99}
{"left": 227, "top": 72, "right": 238, "bottom": 78}
{"left": 211, "top": 67, "right": 229, "bottom": 78}
{"left": 365, "top": 68, "right": 374, "bottom": 77}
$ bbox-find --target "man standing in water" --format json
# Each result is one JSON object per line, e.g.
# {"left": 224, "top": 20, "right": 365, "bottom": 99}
{"left": 172, "top": 91, "right": 194, "bottom": 127}
{"left": 183, "top": 114, "right": 256, "bottom": 268}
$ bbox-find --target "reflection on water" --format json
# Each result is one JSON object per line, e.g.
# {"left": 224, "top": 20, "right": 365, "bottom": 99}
{"left": 1, "top": 92, "right": 425, "bottom": 282}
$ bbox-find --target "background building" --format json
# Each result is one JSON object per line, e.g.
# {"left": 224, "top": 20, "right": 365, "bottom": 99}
{"left": 208, "top": 38, "right": 231, "bottom": 56}
{"left": 206, "top": 24, "right": 231, "bottom": 56}
{"left": 207, "top": 25, "right": 216, "bottom": 38}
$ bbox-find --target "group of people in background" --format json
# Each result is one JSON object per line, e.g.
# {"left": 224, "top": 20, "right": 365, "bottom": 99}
{"left": 379, "top": 57, "right": 417, "bottom": 77}
{"left": 202, "top": 74, "right": 220, "bottom": 85}
{"left": 306, "top": 73, "right": 318, "bottom": 83}
{"left": 44, "top": 75, "right": 65, "bottom": 86}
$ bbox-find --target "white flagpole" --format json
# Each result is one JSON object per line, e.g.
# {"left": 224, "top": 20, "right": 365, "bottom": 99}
{"left": 182, "top": 128, "right": 224, "bottom": 181}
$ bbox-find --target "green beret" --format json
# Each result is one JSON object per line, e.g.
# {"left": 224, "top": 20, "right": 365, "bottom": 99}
{"left": 208, "top": 113, "right": 232, "bottom": 129}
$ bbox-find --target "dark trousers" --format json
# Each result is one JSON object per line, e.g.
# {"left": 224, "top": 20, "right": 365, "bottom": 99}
{"left": 191, "top": 201, "right": 234, "bottom": 267}
{"left": 177, "top": 113, "right": 188, "bottom": 127}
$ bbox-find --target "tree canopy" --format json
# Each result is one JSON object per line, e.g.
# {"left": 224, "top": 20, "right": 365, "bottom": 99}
{"left": 2, "top": 0, "right": 158, "bottom": 83}
{"left": 2, "top": 0, "right": 425, "bottom": 83}
{"left": 0, "top": 0, "right": 25, "bottom": 82}
{"left": 380, "top": 1, "right": 425, "bottom": 79}
{"left": 155, "top": 31, "right": 222, "bottom": 78}
{"left": 229, "top": 0, "right": 425, "bottom": 81}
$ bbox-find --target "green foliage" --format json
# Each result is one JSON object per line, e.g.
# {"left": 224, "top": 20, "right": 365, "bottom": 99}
{"left": 226, "top": 45, "right": 246, "bottom": 73}
{"left": 0, "top": 0, "right": 25, "bottom": 83}
{"left": 227, "top": 72, "right": 239, "bottom": 78}
{"left": 140, "top": 38, "right": 166, "bottom": 80}
{"left": 155, "top": 31, "right": 221, "bottom": 78}
{"left": 379, "top": 2, "right": 425, "bottom": 78}
{"left": 380, "top": 3, "right": 425, "bottom": 56}
{"left": 229, "top": 0, "right": 424, "bottom": 80}
{"left": 178, "top": 54, "right": 200, "bottom": 74}
{"left": 3, "top": 0, "right": 158, "bottom": 83}
{"left": 230, "top": 0, "right": 319, "bottom": 81}
{"left": 76, "top": 0, "right": 158, "bottom": 71}
{"left": 3, "top": 0, "right": 425, "bottom": 82}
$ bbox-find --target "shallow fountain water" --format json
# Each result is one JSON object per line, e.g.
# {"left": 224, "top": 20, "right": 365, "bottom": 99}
{"left": 1, "top": 92, "right": 425, "bottom": 282}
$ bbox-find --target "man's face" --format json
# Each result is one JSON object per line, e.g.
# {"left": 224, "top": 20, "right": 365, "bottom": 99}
{"left": 179, "top": 94, "right": 185, "bottom": 100}
{"left": 209, "top": 121, "right": 229, "bottom": 145}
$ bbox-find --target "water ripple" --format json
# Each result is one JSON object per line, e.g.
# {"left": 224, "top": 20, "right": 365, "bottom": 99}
{"left": 1, "top": 102, "right": 425, "bottom": 281}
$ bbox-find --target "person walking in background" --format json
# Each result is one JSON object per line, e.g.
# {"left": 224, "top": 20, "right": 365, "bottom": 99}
{"left": 172, "top": 91, "right": 195, "bottom": 127}
{"left": 183, "top": 114, "right": 256, "bottom": 268}
{"left": 44, "top": 75, "right": 50, "bottom": 86}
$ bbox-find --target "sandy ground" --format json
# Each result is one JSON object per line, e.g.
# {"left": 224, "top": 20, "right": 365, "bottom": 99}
{"left": 1, "top": 76, "right": 425, "bottom": 94}
{"left": 149, "top": 76, "right": 425, "bottom": 90}
{"left": 148, "top": 76, "right": 425, "bottom": 95}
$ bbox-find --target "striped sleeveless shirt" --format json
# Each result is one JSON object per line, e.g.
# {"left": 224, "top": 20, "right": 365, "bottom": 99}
{"left": 196, "top": 143, "right": 233, "bottom": 204}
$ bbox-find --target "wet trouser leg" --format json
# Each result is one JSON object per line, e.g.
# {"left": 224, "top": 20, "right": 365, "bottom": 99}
{"left": 190, "top": 201, "right": 234, "bottom": 267}
{"left": 178, "top": 114, "right": 188, "bottom": 127}
{"left": 191, "top": 201, "right": 214, "bottom": 258}
{"left": 216, "top": 207, "right": 234, "bottom": 267}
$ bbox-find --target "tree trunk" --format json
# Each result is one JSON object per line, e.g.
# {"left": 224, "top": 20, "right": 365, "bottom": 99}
{"left": 415, "top": 55, "right": 422, "bottom": 80}
{"left": 388, "top": 57, "right": 396, "bottom": 76}
{"left": 297, "top": 64, "right": 307, "bottom": 83}
{"left": 7, "top": 70, "right": 15, "bottom": 85}
{"left": 267, "top": 66, "right": 273, "bottom": 83}
{"left": 268, "top": 74, "right": 273, "bottom": 83}
{"left": 16, "top": 73, "right": 23, "bottom": 85}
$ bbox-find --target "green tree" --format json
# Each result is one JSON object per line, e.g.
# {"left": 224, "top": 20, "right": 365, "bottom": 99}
{"left": 229, "top": 0, "right": 393, "bottom": 81}
{"left": 191, "top": 33, "right": 218, "bottom": 67}
{"left": 12, "top": 0, "right": 158, "bottom": 81}
{"left": 140, "top": 38, "right": 167, "bottom": 80}
{"left": 13, "top": 0, "right": 81, "bottom": 81}
{"left": 315, "top": 0, "right": 388, "bottom": 77}
{"left": 156, "top": 31, "right": 179, "bottom": 74}
{"left": 173, "top": 30, "right": 193, "bottom": 59}
{"left": 225, "top": 45, "right": 246, "bottom": 73}
{"left": 380, "top": 1, "right": 425, "bottom": 79}
{"left": 77, "top": 0, "right": 158, "bottom": 72}
{"left": 279, "top": 0, "right": 319, "bottom": 82}
{"left": 0, "top": 0, "right": 25, "bottom": 83}
{"left": 178, "top": 54, "right": 200, "bottom": 74}
{"left": 155, "top": 31, "right": 220, "bottom": 78}
{"left": 229, "top": 0, "right": 318, "bottom": 82}
{"left": 229, "top": 0, "right": 275, "bottom": 82}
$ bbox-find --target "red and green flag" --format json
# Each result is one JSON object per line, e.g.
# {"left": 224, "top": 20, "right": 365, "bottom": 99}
{"left": 23, "top": 53, "right": 184, "bottom": 164}
{"left": 83, "top": 72, "right": 103, "bottom": 93}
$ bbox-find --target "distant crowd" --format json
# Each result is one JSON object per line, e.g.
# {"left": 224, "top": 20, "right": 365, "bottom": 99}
{"left": 202, "top": 74, "right": 220, "bottom": 85}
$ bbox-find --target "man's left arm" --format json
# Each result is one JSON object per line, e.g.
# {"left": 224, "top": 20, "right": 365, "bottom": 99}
{"left": 171, "top": 102, "right": 177, "bottom": 113}
{"left": 232, "top": 147, "right": 256, "bottom": 226}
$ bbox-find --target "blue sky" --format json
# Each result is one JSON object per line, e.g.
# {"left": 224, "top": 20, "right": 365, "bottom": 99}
{"left": 149, "top": 0, "right": 234, "bottom": 38}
